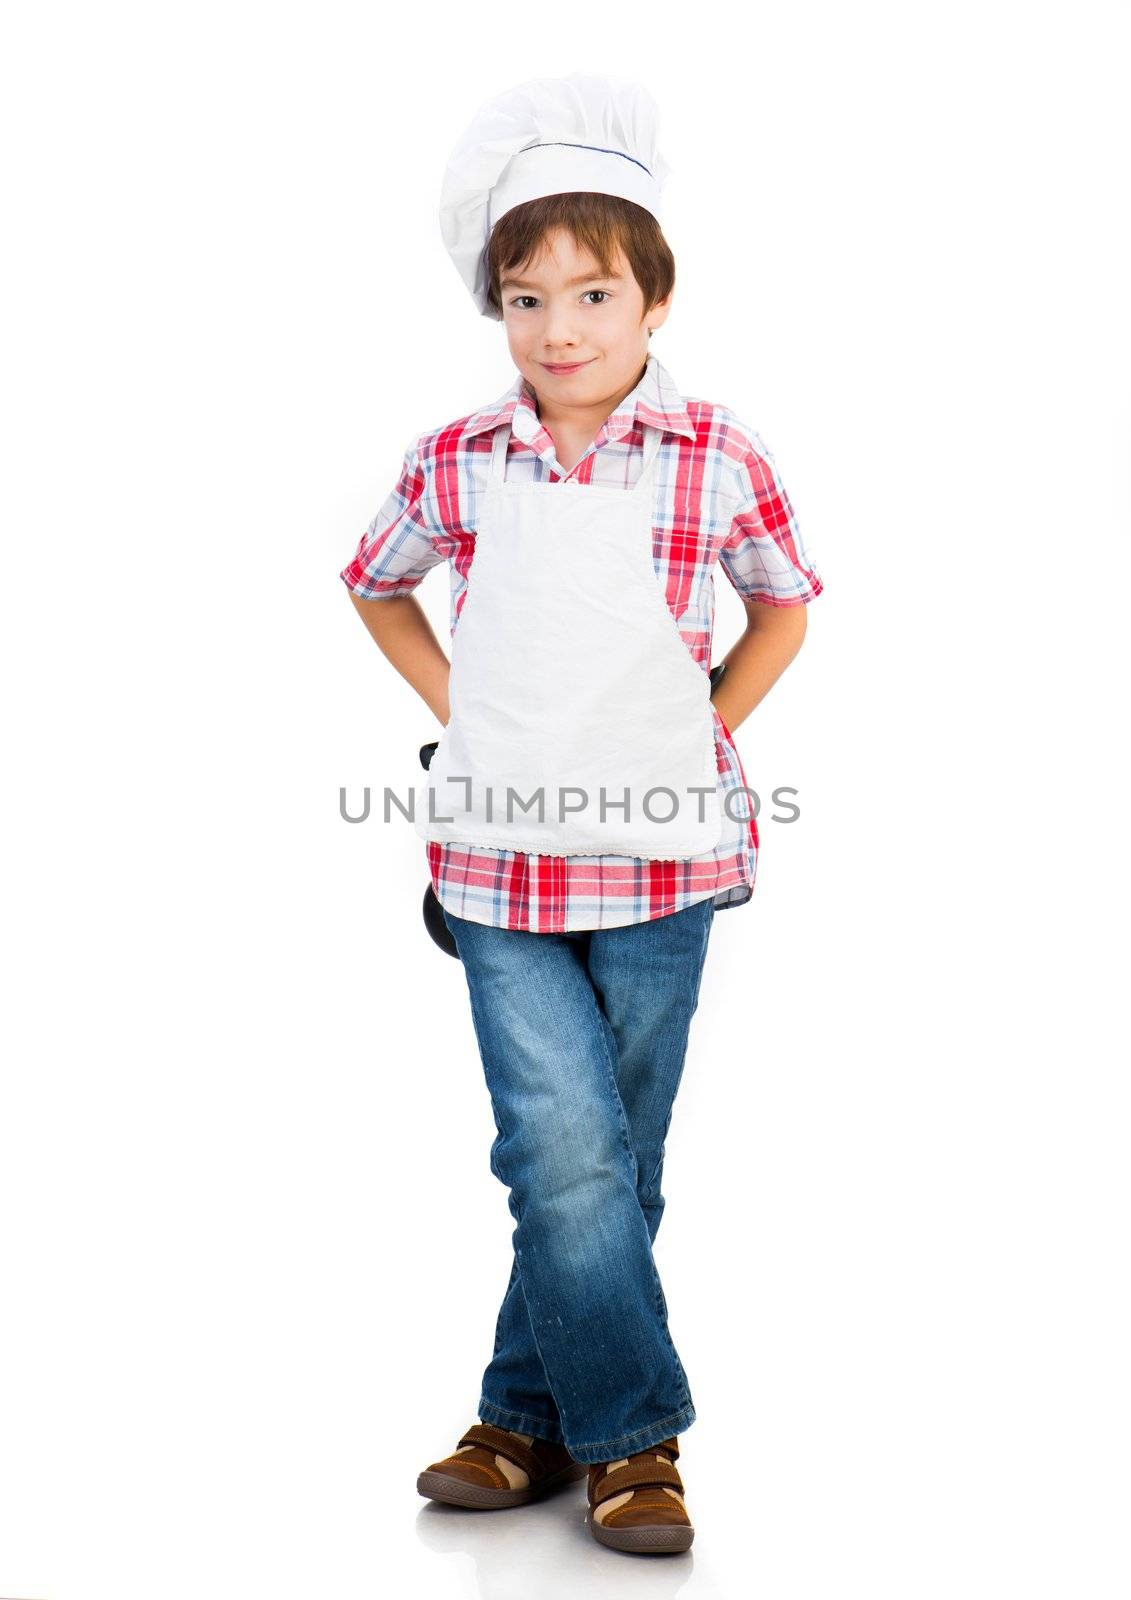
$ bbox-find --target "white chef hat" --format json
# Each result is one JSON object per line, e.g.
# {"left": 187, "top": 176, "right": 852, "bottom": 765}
{"left": 438, "top": 71, "right": 673, "bottom": 321}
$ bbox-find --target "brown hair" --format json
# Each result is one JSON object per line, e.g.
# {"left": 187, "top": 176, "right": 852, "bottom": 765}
{"left": 485, "top": 191, "right": 675, "bottom": 324}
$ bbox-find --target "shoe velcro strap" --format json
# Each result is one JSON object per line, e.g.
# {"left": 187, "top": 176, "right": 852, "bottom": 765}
{"left": 593, "top": 1457, "right": 683, "bottom": 1506}
{"left": 457, "top": 1423, "right": 543, "bottom": 1481}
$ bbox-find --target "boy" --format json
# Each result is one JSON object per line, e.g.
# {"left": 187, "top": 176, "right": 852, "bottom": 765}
{"left": 339, "top": 73, "right": 822, "bottom": 1555}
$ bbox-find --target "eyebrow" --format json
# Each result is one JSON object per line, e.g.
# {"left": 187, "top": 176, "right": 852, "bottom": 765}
{"left": 500, "top": 271, "right": 626, "bottom": 290}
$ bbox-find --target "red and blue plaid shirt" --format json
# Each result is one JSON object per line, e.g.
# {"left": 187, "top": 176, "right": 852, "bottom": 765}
{"left": 340, "top": 353, "right": 823, "bottom": 932}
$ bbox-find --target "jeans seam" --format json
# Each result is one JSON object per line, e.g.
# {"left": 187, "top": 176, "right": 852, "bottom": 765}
{"left": 478, "top": 1398, "right": 564, "bottom": 1441}
{"left": 568, "top": 1400, "right": 696, "bottom": 1458}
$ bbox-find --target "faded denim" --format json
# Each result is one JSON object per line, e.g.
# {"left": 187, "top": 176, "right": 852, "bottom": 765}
{"left": 441, "top": 896, "right": 715, "bottom": 1464}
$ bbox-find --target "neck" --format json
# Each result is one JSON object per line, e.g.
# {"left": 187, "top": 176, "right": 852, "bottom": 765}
{"left": 529, "top": 357, "right": 649, "bottom": 438}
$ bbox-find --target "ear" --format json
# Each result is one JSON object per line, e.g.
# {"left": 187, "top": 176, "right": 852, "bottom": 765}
{"left": 646, "top": 293, "right": 673, "bottom": 335}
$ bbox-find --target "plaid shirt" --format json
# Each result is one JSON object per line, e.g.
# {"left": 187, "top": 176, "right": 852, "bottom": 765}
{"left": 341, "top": 353, "right": 823, "bottom": 932}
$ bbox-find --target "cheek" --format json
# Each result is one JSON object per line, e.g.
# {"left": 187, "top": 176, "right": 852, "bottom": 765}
{"left": 505, "top": 326, "right": 535, "bottom": 360}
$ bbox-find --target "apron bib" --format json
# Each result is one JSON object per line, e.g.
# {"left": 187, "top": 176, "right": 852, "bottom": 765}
{"left": 414, "top": 421, "right": 724, "bottom": 858}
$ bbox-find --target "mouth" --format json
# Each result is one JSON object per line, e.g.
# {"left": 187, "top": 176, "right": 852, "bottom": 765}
{"left": 540, "top": 358, "right": 595, "bottom": 375}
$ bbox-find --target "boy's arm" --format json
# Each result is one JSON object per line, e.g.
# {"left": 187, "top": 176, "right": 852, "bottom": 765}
{"left": 347, "top": 592, "right": 451, "bottom": 727}
{"left": 710, "top": 598, "right": 807, "bottom": 735}
{"left": 341, "top": 431, "right": 454, "bottom": 724}
{"left": 354, "top": 586, "right": 800, "bottom": 739}
{"left": 713, "top": 420, "right": 822, "bottom": 733}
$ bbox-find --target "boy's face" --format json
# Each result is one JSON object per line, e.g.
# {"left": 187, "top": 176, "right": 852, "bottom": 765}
{"left": 498, "top": 227, "right": 671, "bottom": 415}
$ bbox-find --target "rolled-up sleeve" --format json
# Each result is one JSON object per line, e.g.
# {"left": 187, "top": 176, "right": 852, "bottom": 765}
{"left": 719, "top": 428, "right": 823, "bottom": 606}
{"left": 339, "top": 435, "right": 446, "bottom": 599}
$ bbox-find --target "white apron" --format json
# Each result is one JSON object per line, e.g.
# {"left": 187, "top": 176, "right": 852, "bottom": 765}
{"left": 414, "top": 421, "right": 724, "bottom": 859}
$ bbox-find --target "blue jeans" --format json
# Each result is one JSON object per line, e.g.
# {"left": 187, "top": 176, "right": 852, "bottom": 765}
{"left": 441, "top": 897, "right": 716, "bottom": 1464}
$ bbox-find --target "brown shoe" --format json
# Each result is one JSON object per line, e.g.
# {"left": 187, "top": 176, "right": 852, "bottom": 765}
{"left": 417, "top": 1421, "right": 587, "bottom": 1509}
{"left": 585, "top": 1435, "right": 695, "bottom": 1553}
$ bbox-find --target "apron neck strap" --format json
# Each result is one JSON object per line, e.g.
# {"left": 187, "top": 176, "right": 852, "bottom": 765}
{"left": 636, "top": 421, "right": 664, "bottom": 481}
{"left": 489, "top": 419, "right": 666, "bottom": 485}
{"left": 488, "top": 421, "right": 511, "bottom": 483}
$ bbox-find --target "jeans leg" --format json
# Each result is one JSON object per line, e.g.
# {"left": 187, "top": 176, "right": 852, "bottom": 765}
{"left": 585, "top": 899, "right": 716, "bottom": 1247}
{"left": 478, "top": 1254, "right": 564, "bottom": 1442}
{"left": 443, "top": 900, "right": 715, "bottom": 1463}
{"left": 473, "top": 904, "right": 716, "bottom": 1444}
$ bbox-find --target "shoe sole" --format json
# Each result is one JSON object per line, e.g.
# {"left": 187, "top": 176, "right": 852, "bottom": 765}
{"left": 586, "top": 1508, "right": 695, "bottom": 1553}
{"left": 417, "top": 1460, "right": 587, "bottom": 1509}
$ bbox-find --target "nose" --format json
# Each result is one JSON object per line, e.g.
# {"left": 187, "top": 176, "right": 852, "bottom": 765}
{"left": 540, "top": 309, "right": 580, "bottom": 353}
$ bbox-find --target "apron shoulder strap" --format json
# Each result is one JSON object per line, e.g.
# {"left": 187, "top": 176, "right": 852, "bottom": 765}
{"left": 637, "top": 421, "right": 665, "bottom": 482}
{"left": 488, "top": 423, "right": 511, "bottom": 484}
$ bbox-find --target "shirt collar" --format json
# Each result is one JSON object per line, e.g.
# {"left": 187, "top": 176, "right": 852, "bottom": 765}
{"left": 463, "top": 351, "right": 698, "bottom": 447}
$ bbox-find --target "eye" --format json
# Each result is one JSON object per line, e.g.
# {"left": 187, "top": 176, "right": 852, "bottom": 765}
{"left": 509, "top": 295, "right": 539, "bottom": 310}
{"left": 583, "top": 290, "right": 610, "bottom": 305}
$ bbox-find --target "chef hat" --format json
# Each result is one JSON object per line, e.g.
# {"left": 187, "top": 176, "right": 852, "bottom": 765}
{"left": 438, "top": 71, "right": 673, "bottom": 321}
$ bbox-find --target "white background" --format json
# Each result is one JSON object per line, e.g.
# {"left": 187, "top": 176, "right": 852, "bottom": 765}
{"left": 2, "top": 3, "right": 1128, "bottom": 1597}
